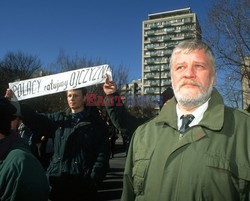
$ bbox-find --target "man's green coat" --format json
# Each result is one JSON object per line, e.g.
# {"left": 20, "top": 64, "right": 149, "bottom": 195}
{"left": 121, "top": 89, "right": 250, "bottom": 201}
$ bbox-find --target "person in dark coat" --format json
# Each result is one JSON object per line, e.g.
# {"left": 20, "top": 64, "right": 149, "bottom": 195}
{"left": 5, "top": 88, "right": 110, "bottom": 201}
{"left": 159, "top": 87, "right": 174, "bottom": 109}
{"left": 0, "top": 96, "right": 49, "bottom": 201}
{"left": 107, "top": 118, "right": 118, "bottom": 158}
{"left": 103, "top": 76, "right": 174, "bottom": 141}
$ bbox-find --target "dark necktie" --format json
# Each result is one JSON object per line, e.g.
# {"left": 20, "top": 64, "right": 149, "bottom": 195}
{"left": 179, "top": 114, "right": 195, "bottom": 133}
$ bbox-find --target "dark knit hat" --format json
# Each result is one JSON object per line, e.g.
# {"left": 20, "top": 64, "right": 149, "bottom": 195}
{"left": 0, "top": 96, "right": 17, "bottom": 117}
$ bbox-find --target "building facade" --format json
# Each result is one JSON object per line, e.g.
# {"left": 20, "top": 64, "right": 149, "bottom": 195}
{"left": 242, "top": 57, "right": 250, "bottom": 110}
{"left": 142, "top": 8, "right": 201, "bottom": 96}
{"left": 120, "top": 79, "right": 142, "bottom": 96}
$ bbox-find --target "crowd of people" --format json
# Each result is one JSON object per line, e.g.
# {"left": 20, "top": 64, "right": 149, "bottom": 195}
{"left": 0, "top": 39, "right": 249, "bottom": 201}
{"left": 2, "top": 87, "right": 112, "bottom": 201}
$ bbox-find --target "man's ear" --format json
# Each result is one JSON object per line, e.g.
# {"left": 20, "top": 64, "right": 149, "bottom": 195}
{"left": 83, "top": 95, "right": 87, "bottom": 104}
{"left": 213, "top": 72, "right": 217, "bottom": 87}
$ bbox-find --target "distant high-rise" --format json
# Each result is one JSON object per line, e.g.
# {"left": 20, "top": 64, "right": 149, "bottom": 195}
{"left": 142, "top": 8, "right": 201, "bottom": 96}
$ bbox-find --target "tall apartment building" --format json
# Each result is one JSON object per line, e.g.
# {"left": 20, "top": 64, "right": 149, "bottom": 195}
{"left": 142, "top": 8, "right": 201, "bottom": 96}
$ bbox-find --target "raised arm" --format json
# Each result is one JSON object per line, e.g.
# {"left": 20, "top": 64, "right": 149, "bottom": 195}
{"left": 103, "top": 75, "right": 149, "bottom": 138}
{"left": 4, "top": 88, "right": 52, "bottom": 135}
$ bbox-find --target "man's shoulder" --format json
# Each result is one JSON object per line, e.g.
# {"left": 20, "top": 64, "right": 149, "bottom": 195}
{"left": 137, "top": 116, "right": 154, "bottom": 127}
{"left": 131, "top": 117, "right": 161, "bottom": 155}
{"left": 6, "top": 142, "right": 33, "bottom": 161}
{"left": 2, "top": 142, "right": 44, "bottom": 173}
{"left": 225, "top": 106, "right": 250, "bottom": 118}
{"left": 223, "top": 106, "right": 249, "bottom": 132}
{"left": 133, "top": 116, "right": 159, "bottom": 137}
{"left": 45, "top": 110, "right": 66, "bottom": 121}
{"left": 1, "top": 150, "right": 32, "bottom": 172}
{"left": 235, "top": 108, "right": 250, "bottom": 116}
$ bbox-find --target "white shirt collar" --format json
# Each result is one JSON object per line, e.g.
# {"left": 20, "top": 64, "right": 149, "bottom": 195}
{"left": 176, "top": 99, "right": 209, "bottom": 130}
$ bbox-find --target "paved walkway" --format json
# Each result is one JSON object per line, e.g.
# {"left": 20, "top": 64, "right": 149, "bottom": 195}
{"left": 96, "top": 137, "right": 127, "bottom": 201}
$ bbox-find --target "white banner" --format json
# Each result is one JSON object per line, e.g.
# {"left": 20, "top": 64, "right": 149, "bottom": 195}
{"left": 9, "top": 64, "right": 112, "bottom": 101}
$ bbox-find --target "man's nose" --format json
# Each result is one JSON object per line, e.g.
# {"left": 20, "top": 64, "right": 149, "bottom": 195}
{"left": 183, "top": 66, "right": 195, "bottom": 78}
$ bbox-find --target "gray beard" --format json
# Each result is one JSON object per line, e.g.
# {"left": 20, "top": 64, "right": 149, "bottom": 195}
{"left": 173, "top": 78, "right": 214, "bottom": 108}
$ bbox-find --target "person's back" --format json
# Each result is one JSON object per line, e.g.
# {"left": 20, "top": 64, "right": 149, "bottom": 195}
{"left": 0, "top": 135, "right": 50, "bottom": 201}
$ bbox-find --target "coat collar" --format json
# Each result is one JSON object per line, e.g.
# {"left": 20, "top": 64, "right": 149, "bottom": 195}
{"left": 155, "top": 88, "right": 224, "bottom": 131}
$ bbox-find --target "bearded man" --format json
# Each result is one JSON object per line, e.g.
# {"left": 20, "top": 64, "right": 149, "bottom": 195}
{"left": 121, "top": 39, "right": 250, "bottom": 201}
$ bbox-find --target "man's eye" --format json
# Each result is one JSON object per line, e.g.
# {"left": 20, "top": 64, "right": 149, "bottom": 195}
{"left": 176, "top": 66, "right": 184, "bottom": 70}
{"left": 196, "top": 64, "right": 204, "bottom": 68}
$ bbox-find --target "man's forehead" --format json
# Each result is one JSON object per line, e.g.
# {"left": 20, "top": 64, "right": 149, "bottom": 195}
{"left": 67, "top": 89, "right": 81, "bottom": 94}
{"left": 173, "top": 50, "right": 210, "bottom": 62}
{"left": 175, "top": 49, "right": 206, "bottom": 56}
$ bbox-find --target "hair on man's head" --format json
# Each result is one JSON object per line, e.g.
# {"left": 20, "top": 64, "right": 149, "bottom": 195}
{"left": 66, "top": 87, "right": 87, "bottom": 96}
{"left": 170, "top": 39, "right": 216, "bottom": 72}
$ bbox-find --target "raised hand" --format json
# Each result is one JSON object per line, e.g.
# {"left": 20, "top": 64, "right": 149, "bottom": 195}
{"left": 103, "top": 74, "right": 117, "bottom": 95}
{"left": 4, "top": 88, "right": 14, "bottom": 100}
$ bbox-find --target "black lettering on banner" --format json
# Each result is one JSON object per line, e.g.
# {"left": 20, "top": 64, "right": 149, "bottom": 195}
{"left": 12, "top": 84, "right": 21, "bottom": 97}
{"left": 44, "top": 79, "right": 52, "bottom": 91}
{"left": 78, "top": 70, "right": 84, "bottom": 85}
{"left": 73, "top": 70, "right": 81, "bottom": 88}
{"left": 63, "top": 80, "right": 68, "bottom": 90}
{"left": 92, "top": 67, "right": 99, "bottom": 81}
{"left": 82, "top": 69, "right": 89, "bottom": 84}
{"left": 89, "top": 68, "right": 94, "bottom": 81}
{"left": 12, "top": 79, "right": 41, "bottom": 98}
{"left": 74, "top": 71, "right": 80, "bottom": 88}
{"left": 33, "top": 80, "right": 41, "bottom": 94}
{"left": 25, "top": 81, "right": 31, "bottom": 96}
{"left": 97, "top": 65, "right": 107, "bottom": 80}
{"left": 18, "top": 84, "right": 23, "bottom": 97}
{"left": 12, "top": 85, "right": 18, "bottom": 97}
{"left": 70, "top": 72, "right": 76, "bottom": 87}
{"left": 79, "top": 69, "right": 86, "bottom": 84}
{"left": 73, "top": 71, "right": 79, "bottom": 88}
{"left": 49, "top": 79, "right": 53, "bottom": 90}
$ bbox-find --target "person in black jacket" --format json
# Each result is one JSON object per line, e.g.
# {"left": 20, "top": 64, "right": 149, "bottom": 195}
{"left": 5, "top": 88, "right": 110, "bottom": 201}
{"left": 103, "top": 75, "right": 174, "bottom": 140}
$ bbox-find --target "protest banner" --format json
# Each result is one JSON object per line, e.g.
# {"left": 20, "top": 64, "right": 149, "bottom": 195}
{"left": 9, "top": 64, "right": 112, "bottom": 101}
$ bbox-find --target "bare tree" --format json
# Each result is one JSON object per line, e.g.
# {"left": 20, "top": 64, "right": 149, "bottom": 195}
{"left": 203, "top": 0, "right": 250, "bottom": 108}
{"left": 112, "top": 64, "right": 129, "bottom": 92}
{"left": 49, "top": 49, "right": 105, "bottom": 73}
{"left": 0, "top": 51, "right": 41, "bottom": 95}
